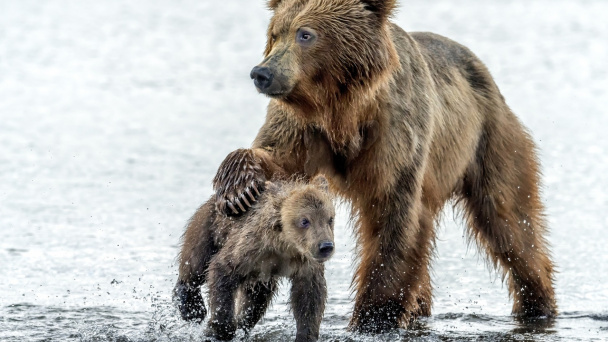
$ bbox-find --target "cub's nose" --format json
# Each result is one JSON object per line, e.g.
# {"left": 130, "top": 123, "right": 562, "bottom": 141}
{"left": 250, "top": 66, "right": 274, "bottom": 91}
{"left": 318, "top": 241, "right": 334, "bottom": 257}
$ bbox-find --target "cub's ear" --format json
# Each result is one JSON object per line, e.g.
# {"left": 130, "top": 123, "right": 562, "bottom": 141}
{"left": 268, "top": 0, "right": 282, "bottom": 9}
{"left": 361, "top": 0, "right": 397, "bottom": 20}
{"left": 311, "top": 175, "right": 330, "bottom": 193}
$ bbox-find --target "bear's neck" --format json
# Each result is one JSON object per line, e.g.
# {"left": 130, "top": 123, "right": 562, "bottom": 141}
{"left": 283, "top": 72, "right": 394, "bottom": 149}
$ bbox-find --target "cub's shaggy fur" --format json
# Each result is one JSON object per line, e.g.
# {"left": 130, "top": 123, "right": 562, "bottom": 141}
{"left": 175, "top": 176, "right": 335, "bottom": 341}
{"left": 199, "top": 0, "right": 557, "bottom": 333}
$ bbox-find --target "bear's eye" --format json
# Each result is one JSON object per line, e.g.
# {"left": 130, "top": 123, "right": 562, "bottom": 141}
{"left": 296, "top": 28, "right": 317, "bottom": 47}
{"left": 299, "top": 218, "right": 310, "bottom": 229}
{"left": 271, "top": 34, "right": 277, "bottom": 43}
{"left": 328, "top": 217, "right": 334, "bottom": 226}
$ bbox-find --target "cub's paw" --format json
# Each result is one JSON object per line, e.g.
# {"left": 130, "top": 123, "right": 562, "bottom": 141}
{"left": 173, "top": 282, "right": 206, "bottom": 322}
{"left": 213, "top": 149, "right": 266, "bottom": 216}
{"left": 205, "top": 321, "right": 237, "bottom": 341}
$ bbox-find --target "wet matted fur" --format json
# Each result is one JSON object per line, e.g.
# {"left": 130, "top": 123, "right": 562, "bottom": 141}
{"left": 203, "top": 0, "right": 556, "bottom": 333}
{"left": 175, "top": 176, "right": 335, "bottom": 341}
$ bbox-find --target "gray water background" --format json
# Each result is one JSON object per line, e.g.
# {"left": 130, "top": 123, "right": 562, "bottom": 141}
{"left": 1, "top": 0, "right": 607, "bottom": 341}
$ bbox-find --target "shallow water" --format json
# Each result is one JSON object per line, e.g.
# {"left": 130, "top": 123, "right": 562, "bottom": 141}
{"left": 1, "top": 0, "right": 607, "bottom": 341}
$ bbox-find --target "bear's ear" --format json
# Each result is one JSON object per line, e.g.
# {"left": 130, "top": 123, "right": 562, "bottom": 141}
{"left": 361, "top": 0, "right": 397, "bottom": 20}
{"left": 311, "top": 175, "right": 330, "bottom": 193}
{"left": 267, "top": 0, "right": 282, "bottom": 10}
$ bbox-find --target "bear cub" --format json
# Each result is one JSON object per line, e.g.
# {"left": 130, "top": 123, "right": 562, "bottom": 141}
{"left": 174, "top": 175, "right": 335, "bottom": 342}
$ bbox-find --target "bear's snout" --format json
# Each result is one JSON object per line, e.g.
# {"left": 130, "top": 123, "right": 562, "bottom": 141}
{"left": 251, "top": 65, "right": 291, "bottom": 96}
{"left": 250, "top": 66, "right": 274, "bottom": 91}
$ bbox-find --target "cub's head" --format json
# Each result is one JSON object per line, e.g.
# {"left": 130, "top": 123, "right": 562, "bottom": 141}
{"left": 251, "top": 0, "right": 398, "bottom": 108}
{"left": 279, "top": 175, "right": 336, "bottom": 262}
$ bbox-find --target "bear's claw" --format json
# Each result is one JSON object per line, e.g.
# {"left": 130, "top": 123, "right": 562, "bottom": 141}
{"left": 213, "top": 149, "right": 266, "bottom": 216}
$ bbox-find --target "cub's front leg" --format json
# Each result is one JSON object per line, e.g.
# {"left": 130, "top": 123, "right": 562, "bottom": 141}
{"left": 290, "top": 265, "right": 327, "bottom": 342}
{"left": 236, "top": 279, "right": 279, "bottom": 333}
{"left": 205, "top": 259, "right": 242, "bottom": 340}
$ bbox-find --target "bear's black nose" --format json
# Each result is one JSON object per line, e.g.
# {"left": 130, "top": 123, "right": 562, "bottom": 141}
{"left": 318, "top": 241, "right": 334, "bottom": 257}
{"left": 250, "top": 66, "right": 274, "bottom": 91}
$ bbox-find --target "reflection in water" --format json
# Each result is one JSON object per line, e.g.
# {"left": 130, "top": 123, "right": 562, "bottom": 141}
{"left": 512, "top": 316, "right": 557, "bottom": 335}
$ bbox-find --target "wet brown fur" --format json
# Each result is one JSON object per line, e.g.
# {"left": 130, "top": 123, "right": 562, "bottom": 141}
{"left": 207, "top": 0, "right": 556, "bottom": 333}
{"left": 176, "top": 176, "right": 335, "bottom": 341}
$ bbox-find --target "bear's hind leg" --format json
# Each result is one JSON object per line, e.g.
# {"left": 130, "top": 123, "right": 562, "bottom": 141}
{"left": 174, "top": 198, "right": 219, "bottom": 322}
{"left": 459, "top": 115, "right": 557, "bottom": 318}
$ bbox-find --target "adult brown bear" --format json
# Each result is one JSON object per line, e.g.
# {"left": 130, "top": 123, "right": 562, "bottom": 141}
{"left": 198, "top": 0, "right": 556, "bottom": 333}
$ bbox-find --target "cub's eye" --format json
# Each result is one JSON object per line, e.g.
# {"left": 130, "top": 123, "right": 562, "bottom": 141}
{"left": 328, "top": 217, "right": 334, "bottom": 226}
{"left": 299, "top": 218, "right": 310, "bottom": 229}
{"left": 296, "top": 28, "right": 317, "bottom": 47}
{"left": 271, "top": 34, "right": 277, "bottom": 43}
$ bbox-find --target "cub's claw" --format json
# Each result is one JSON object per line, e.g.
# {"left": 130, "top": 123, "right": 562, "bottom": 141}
{"left": 213, "top": 149, "right": 266, "bottom": 216}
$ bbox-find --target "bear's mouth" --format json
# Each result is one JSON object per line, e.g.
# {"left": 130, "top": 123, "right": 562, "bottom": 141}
{"left": 314, "top": 255, "right": 333, "bottom": 263}
{"left": 265, "top": 91, "right": 287, "bottom": 99}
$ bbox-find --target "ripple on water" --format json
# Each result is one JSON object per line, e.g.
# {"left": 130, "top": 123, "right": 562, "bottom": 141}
{"left": 2, "top": 303, "right": 607, "bottom": 341}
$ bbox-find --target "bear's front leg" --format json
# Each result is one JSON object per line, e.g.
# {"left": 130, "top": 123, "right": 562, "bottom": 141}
{"left": 213, "top": 149, "right": 267, "bottom": 216}
{"left": 290, "top": 265, "right": 327, "bottom": 342}
{"left": 206, "top": 260, "right": 242, "bottom": 340}
{"left": 213, "top": 148, "right": 287, "bottom": 216}
{"left": 349, "top": 188, "right": 435, "bottom": 333}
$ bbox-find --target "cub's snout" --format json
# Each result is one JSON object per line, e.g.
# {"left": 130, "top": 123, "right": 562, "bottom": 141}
{"left": 316, "top": 240, "right": 334, "bottom": 261}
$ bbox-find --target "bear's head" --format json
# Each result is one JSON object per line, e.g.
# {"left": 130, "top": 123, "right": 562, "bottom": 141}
{"left": 250, "top": 0, "right": 398, "bottom": 111}
{"left": 278, "top": 175, "right": 336, "bottom": 262}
